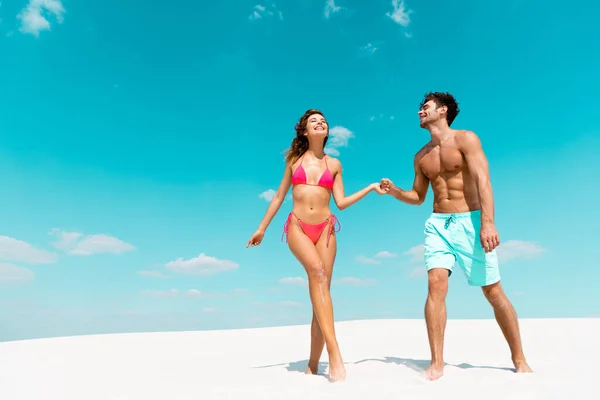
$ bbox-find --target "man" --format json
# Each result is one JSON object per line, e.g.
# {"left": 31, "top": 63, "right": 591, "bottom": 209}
{"left": 380, "top": 92, "right": 533, "bottom": 381}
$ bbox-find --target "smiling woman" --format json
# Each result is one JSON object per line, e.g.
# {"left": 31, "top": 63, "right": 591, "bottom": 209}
{"left": 246, "top": 109, "right": 385, "bottom": 383}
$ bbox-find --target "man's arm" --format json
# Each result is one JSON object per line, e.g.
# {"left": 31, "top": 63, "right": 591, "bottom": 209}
{"left": 457, "top": 130, "right": 494, "bottom": 226}
{"left": 385, "top": 153, "right": 429, "bottom": 205}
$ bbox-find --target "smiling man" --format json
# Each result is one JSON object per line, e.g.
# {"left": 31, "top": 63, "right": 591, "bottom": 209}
{"left": 380, "top": 92, "right": 533, "bottom": 381}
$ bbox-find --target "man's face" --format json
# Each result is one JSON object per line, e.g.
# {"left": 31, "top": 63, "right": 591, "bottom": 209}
{"left": 417, "top": 100, "right": 445, "bottom": 128}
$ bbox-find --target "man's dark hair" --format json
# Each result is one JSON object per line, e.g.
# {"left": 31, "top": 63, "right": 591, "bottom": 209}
{"left": 420, "top": 92, "right": 460, "bottom": 126}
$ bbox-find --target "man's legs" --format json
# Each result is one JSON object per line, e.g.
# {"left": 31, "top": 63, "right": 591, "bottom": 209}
{"left": 481, "top": 282, "right": 533, "bottom": 372}
{"left": 453, "top": 211, "right": 533, "bottom": 373}
{"left": 423, "top": 216, "right": 456, "bottom": 381}
{"left": 424, "top": 268, "right": 450, "bottom": 380}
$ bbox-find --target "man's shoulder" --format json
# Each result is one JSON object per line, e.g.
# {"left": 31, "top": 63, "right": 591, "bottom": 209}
{"left": 454, "top": 129, "right": 481, "bottom": 149}
{"left": 414, "top": 141, "right": 433, "bottom": 160}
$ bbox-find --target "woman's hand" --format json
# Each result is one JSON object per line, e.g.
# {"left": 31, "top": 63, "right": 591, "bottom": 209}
{"left": 246, "top": 229, "right": 265, "bottom": 248}
{"left": 370, "top": 182, "right": 386, "bottom": 195}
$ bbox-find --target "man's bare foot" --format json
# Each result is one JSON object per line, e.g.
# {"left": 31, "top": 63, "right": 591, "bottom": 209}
{"left": 327, "top": 354, "right": 346, "bottom": 382}
{"left": 425, "top": 363, "right": 444, "bottom": 381}
{"left": 513, "top": 359, "right": 533, "bottom": 373}
{"left": 305, "top": 361, "right": 319, "bottom": 375}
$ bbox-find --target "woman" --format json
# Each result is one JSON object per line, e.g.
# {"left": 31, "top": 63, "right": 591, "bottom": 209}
{"left": 246, "top": 109, "right": 384, "bottom": 382}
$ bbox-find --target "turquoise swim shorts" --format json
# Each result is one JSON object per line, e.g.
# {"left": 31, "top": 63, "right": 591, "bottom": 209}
{"left": 423, "top": 210, "right": 500, "bottom": 287}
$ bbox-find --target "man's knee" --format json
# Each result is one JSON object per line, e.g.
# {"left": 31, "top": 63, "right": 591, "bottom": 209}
{"left": 427, "top": 268, "right": 449, "bottom": 300}
{"left": 482, "top": 282, "right": 506, "bottom": 308}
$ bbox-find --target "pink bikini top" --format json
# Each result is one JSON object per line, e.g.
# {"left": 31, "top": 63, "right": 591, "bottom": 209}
{"left": 291, "top": 153, "right": 334, "bottom": 191}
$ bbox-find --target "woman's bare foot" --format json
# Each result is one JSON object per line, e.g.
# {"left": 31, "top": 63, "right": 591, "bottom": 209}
{"left": 327, "top": 353, "right": 346, "bottom": 382}
{"left": 425, "top": 362, "right": 444, "bottom": 381}
{"left": 305, "top": 361, "right": 319, "bottom": 375}
{"left": 513, "top": 359, "right": 533, "bottom": 373}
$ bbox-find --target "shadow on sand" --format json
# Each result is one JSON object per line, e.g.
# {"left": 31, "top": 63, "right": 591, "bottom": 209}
{"left": 252, "top": 360, "right": 329, "bottom": 377}
{"left": 253, "top": 357, "right": 515, "bottom": 377}
{"left": 353, "top": 357, "right": 516, "bottom": 373}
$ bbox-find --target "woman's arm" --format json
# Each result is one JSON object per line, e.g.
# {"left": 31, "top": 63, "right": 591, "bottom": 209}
{"left": 255, "top": 162, "right": 293, "bottom": 233}
{"left": 331, "top": 158, "right": 382, "bottom": 210}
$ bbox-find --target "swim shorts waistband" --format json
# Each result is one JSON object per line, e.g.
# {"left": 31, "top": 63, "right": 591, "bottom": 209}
{"left": 429, "top": 209, "right": 481, "bottom": 219}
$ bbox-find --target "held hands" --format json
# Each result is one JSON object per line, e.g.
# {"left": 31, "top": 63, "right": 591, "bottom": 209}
{"left": 480, "top": 223, "right": 500, "bottom": 253}
{"left": 379, "top": 178, "right": 395, "bottom": 194}
{"left": 370, "top": 182, "right": 386, "bottom": 195}
{"left": 246, "top": 229, "right": 265, "bottom": 248}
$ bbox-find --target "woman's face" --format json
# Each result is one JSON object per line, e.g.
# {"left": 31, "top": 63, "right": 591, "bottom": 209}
{"left": 304, "top": 113, "right": 328, "bottom": 138}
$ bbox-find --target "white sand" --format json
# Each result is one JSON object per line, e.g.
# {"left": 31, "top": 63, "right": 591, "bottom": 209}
{"left": 0, "top": 318, "right": 597, "bottom": 400}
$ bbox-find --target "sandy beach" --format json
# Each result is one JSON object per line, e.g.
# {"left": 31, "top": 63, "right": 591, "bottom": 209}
{"left": 0, "top": 318, "right": 597, "bottom": 399}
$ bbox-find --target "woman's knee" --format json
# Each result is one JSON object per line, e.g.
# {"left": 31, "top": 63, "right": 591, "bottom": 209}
{"left": 306, "top": 260, "right": 328, "bottom": 284}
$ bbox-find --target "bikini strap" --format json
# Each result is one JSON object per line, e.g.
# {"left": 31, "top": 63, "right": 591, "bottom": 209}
{"left": 326, "top": 214, "right": 341, "bottom": 247}
{"left": 299, "top": 152, "right": 306, "bottom": 164}
{"left": 281, "top": 212, "right": 293, "bottom": 243}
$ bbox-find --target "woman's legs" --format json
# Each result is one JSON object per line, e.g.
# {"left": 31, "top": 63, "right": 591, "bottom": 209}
{"left": 287, "top": 219, "right": 345, "bottom": 382}
{"left": 305, "top": 223, "right": 337, "bottom": 375}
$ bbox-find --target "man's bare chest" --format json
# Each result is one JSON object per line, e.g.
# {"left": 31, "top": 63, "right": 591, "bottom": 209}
{"left": 419, "top": 147, "right": 465, "bottom": 179}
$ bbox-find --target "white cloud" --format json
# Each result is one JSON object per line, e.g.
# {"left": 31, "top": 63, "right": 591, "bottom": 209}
{"left": 356, "top": 251, "right": 398, "bottom": 264}
{"left": 360, "top": 43, "right": 377, "bottom": 54}
{"left": 49, "top": 228, "right": 136, "bottom": 256}
{"left": 369, "top": 113, "right": 396, "bottom": 121}
{"left": 69, "top": 235, "right": 135, "bottom": 256}
{"left": 356, "top": 255, "right": 380, "bottom": 265}
{"left": 386, "top": 0, "right": 412, "bottom": 27}
{"left": 141, "top": 289, "right": 245, "bottom": 298}
{"left": 165, "top": 253, "right": 238, "bottom": 276}
{"left": 49, "top": 229, "right": 83, "bottom": 250}
{"left": 0, "top": 236, "right": 58, "bottom": 264}
{"left": 278, "top": 277, "right": 308, "bottom": 287}
{"left": 404, "top": 244, "right": 424, "bottom": 263}
{"left": 185, "top": 289, "right": 219, "bottom": 298}
{"left": 137, "top": 270, "right": 169, "bottom": 279}
{"left": 259, "top": 189, "right": 276, "bottom": 202}
{"left": 375, "top": 251, "right": 398, "bottom": 258}
{"left": 409, "top": 266, "right": 426, "bottom": 278}
{"left": 17, "top": 0, "right": 65, "bottom": 37}
{"left": 496, "top": 240, "right": 545, "bottom": 263}
{"left": 334, "top": 277, "right": 376, "bottom": 286}
{"left": 278, "top": 301, "right": 304, "bottom": 308}
{"left": 324, "top": 147, "right": 340, "bottom": 156}
{"left": 249, "top": 4, "right": 283, "bottom": 21}
{"left": 0, "top": 262, "right": 35, "bottom": 282}
{"left": 141, "top": 289, "right": 180, "bottom": 298}
{"left": 324, "top": 0, "right": 341, "bottom": 18}
{"left": 324, "top": 126, "right": 354, "bottom": 156}
{"left": 202, "top": 308, "right": 216, "bottom": 313}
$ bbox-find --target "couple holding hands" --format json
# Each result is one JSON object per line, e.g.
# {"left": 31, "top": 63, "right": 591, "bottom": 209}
{"left": 246, "top": 92, "right": 533, "bottom": 382}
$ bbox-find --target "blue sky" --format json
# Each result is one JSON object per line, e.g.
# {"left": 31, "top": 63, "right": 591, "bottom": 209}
{"left": 0, "top": 0, "right": 598, "bottom": 342}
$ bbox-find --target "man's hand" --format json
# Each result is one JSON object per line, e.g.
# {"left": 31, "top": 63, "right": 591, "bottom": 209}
{"left": 480, "top": 223, "right": 500, "bottom": 253}
{"left": 380, "top": 178, "right": 395, "bottom": 194}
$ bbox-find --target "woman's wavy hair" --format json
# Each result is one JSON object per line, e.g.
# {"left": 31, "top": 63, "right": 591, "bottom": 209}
{"left": 285, "top": 109, "right": 329, "bottom": 164}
